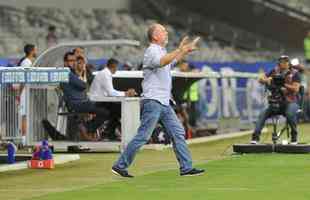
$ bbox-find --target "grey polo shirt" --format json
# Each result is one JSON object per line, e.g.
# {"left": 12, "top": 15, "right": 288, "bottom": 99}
{"left": 142, "top": 43, "right": 177, "bottom": 106}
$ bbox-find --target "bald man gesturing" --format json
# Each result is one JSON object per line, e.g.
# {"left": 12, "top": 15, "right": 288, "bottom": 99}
{"left": 112, "top": 24, "right": 205, "bottom": 177}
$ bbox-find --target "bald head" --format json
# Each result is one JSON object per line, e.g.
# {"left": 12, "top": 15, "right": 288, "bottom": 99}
{"left": 147, "top": 23, "right": 168, "bottom": 46}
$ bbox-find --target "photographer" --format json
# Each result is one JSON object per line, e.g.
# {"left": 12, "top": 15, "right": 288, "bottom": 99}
{"left": 251, "top": 55, "right": 301, "bottom": 145}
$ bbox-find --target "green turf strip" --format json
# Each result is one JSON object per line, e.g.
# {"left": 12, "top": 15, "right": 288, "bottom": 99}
{"left": 0, "top": 124, "right": 310, "bottom": 200}
{"left": 32, "top": 154, "right": 310, "bottom": 200}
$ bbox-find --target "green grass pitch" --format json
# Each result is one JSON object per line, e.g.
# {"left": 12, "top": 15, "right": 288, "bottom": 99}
{"left": 1, "top": 124, "right": 310, "bottom": 200}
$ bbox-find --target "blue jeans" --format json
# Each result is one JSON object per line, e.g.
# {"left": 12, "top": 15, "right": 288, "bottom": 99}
{"left": 113, "top": 99, "right": 193, "bottom": 173}
{"left": 253, "top": 102, "right": 299, "bottom": 141}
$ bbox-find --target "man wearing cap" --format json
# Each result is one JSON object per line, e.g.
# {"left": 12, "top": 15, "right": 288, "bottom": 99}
{"left": 251, "top": 56, "right": 301, "bottom": 144}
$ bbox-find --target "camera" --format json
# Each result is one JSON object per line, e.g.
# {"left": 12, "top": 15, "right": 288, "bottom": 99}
{"left": 271, "top": 73, "right": 285, "bottom": 87}
{"left": 266, "top": 73, "right": 287, "bottom": 113}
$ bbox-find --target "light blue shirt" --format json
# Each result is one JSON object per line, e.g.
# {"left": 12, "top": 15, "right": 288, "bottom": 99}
{"left": 142, "top": 43, "right": 177, "bottom": 106}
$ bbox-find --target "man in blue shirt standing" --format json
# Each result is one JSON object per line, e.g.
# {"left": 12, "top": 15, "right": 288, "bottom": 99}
{"left": 112, "top": 23, "right": 205, "bottom": 177}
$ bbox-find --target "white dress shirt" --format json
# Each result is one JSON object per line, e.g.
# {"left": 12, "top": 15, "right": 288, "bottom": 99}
{"left": 89, "top": 67, "right": 125, "bottom": 100}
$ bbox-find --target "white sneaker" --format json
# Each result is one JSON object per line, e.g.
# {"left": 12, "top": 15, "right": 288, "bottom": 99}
{"left": 281, "top": 140, "right": 288, "bottom": 145}
{"left": 290, "top": 142, "right": 298, "bottom": 145}
{"left": 250, "top": 140, "right": 258, "bottom": 144}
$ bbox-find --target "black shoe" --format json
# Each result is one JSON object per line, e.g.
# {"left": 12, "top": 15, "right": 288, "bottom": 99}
{"left": 112, "top": 166, "right": 134, "bottom": 178}
{"left": 291, "top": 134, "right": 298, "bottom": 145}
{"left": 180, "top": 168, "right": 205, "bottom": 176}
{"left": 251, "top": 134, "right": 260, "bottom": 144}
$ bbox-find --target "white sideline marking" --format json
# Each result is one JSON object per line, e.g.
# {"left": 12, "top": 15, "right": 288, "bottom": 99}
{"left": 144, "top": 128, "right": 268, "bottom": 151}
{"left": 0, "top": 187, "right": 255, "bottom": 192}
{"left": 0, "top": 154, "right": 80, "bottom": 173}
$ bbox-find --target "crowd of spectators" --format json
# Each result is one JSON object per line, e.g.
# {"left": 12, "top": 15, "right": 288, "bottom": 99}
{"left": 0, "top": 6, "right": 277, "bottom": 63}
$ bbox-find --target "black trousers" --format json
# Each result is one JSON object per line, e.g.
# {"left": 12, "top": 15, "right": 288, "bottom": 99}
{"left": 95, "top": 102, "right": 121, "bottom": 140}
{"left": 253, "top": 102, "right": 299, "bottom": 141}
{"left": 70, "top": 100, "right": 110, "bottom": 133}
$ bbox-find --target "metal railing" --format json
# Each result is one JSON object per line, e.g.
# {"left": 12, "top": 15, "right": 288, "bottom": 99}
{"left": 0, "top": 85, "right": 20, "bottom": 140}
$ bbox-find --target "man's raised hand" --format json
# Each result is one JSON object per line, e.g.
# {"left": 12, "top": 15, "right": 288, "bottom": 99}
{"left": 179, "top": 37, "right": 200, "bottom": 53}
{"left": 185, "top": 37, "right": 200, "bottom": 52}
{"left": 178, "top": 36, "right": 190, "bottom": 49}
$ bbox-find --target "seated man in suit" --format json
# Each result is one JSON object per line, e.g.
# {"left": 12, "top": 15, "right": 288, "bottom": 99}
{"left": 61, "top": 51, "right": 109, "bottom": 139}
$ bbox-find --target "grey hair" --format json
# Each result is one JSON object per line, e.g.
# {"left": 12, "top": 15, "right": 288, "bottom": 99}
{"left": 147, "top": 24, "right": 159, "bottom": 42}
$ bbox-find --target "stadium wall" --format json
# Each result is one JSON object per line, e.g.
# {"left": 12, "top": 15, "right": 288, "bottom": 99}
{"left": 156, "top": 0, "right": 310, "bottom": 51}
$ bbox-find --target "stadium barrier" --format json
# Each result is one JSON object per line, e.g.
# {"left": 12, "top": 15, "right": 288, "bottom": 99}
{"left": 0, "top": 67, "right": 264, "bottom": 151}
{"left": 0, "top": 67, "right": 69, "bottom": 145}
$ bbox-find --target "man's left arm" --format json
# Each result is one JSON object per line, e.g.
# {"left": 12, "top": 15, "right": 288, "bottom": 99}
{"left": 284, "top": 82, "right": 300, "bottom": 93}
{"left": 284, "top": 73, "right": 301, "bottom": 93}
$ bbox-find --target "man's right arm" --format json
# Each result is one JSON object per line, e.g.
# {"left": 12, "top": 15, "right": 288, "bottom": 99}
{"left": 159, "top": 48, "right": 184, "bottom": 67}
{"left": 258, "top": 70, "right": 273, "bottom": 85}
{"left": 161, "top": 37, "right": 200, "bottom": 67}
{"left": 258, "top": 74, "right": 272, "bottom": 84}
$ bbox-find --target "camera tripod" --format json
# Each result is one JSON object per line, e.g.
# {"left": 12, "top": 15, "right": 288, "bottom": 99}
{"left": 271, "top": 115, "right": 290, "bottom": 145}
